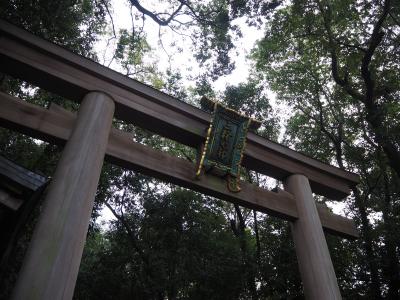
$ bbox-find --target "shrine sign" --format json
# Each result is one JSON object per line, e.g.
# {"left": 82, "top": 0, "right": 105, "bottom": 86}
{"left": 196, "top": 97, "right": 261, "bottom": 192}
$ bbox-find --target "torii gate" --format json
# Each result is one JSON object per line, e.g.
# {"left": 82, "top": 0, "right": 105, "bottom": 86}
{"left": 0, "top": 20, "right": 359, "bottom": 300}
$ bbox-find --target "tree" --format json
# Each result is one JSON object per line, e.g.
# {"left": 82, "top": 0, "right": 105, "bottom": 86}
{"left": 251, "top": 1, "right": 400, "bottom": 297}
{"left": 76, "top": 182, "right": 250, "bottom": 299}
{"left": 252, "top": 0, "right": 400, "bottom": 177}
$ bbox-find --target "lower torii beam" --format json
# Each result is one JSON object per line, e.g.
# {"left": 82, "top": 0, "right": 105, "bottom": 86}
{"left": 11, "top": 92, "right": 115, "bottom": 300}
{"left": 0, "top": 91, "right": 358, "bottom": 238}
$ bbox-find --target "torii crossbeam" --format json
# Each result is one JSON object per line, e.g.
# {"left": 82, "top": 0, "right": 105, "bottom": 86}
{"left": 0, "top": 20, "right": 358, "bottom": 300}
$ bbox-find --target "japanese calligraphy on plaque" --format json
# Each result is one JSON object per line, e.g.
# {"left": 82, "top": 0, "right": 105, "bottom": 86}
{"left": 196, "top": 97, "right": 261, "bottom": 192}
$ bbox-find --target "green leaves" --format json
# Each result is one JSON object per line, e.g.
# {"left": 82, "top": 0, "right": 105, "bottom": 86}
{"left": 115, "top": 29, "right": 150, "bottom": 65}
{"left": 77, "top": 187, "right": 248, "bottom": 299}
{"left": 222, "top": 79, "right": 280, "bottom": 140}
{"left": 251, "top": 0, "right": 400, "bottom": 297}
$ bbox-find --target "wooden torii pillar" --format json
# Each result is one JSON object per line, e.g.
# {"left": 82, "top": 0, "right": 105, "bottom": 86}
{"left": 11, "top": 92, "right": 114, "bottom": 300}
{"left": 285, "top": 175, "right": 342, "bottom": 299}
{"left": 0, "top": 20, "right": 359, "bottom": 300}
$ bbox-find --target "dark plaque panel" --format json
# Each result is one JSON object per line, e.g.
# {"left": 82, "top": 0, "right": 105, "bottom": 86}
{"left": 197, "top": 98, "right": 260, "bottom": 192}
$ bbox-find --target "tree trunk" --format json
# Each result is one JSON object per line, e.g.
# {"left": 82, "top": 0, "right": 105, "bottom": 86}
{"left": 231, "top": 204, "right": 258, "bottom": 300}
{"left": 381, "top": 169, "right": 400, "bottom": 299}
{"left": 365, "top": 106, "right": 400, "bottom": 179}
{"left": 253, "top": 210, "right": 261, "bottom": 264}
{"left": 352, "top": 187, "right": 382, "bottom": 299}
{"left": 330, "top": 130, "right": 382, "bottom": 298}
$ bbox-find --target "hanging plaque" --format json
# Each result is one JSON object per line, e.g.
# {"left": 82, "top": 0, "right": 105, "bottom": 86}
{"left": 196, "top": 97, "right": 261, "bottom": 192}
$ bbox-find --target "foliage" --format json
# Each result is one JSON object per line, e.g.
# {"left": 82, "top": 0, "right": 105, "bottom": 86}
{"left": 222, "top": 79, "right": 280, "bottom": 141}
{"left": 0, "top": 0, "right": 107, "bottom": 58}
{"left": 76, "top": 185, "right": 249, "bottom": 300}
{"left": 251, "top": 0, "right": 400, "bottom": 298}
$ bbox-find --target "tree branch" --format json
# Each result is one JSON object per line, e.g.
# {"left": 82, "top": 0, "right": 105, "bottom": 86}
{"left": 361, "top": 0, "right": 391, "bottom": 107}
{"left": 129, "top": 0, "right": 184, "bottom": 26}
{"left": 105, "top": 201, "right": 149, "bottom": 264}
{"left": 334, "top": 37, "right": 367, "bottom": 53}
{"left": 316, "top": 0, "right": 364, "bottom": 101}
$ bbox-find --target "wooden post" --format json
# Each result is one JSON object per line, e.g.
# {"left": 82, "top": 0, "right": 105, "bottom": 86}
{"left": 11, "top": 92, "right": 114, "bottom": 300}
{"left": 284, "top": 174, "right": 342, "bottom": 300}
